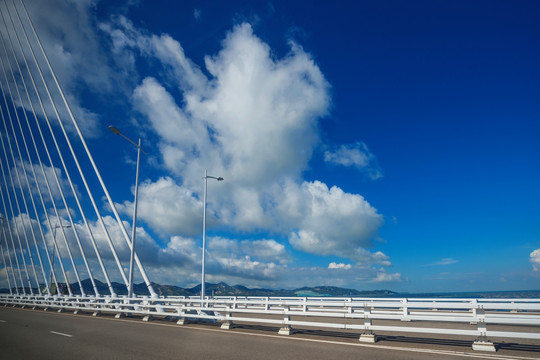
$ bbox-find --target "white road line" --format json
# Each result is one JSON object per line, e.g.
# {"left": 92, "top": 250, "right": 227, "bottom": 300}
{"left": 49, "top": 331, "right": 72, "bottom": 338}
{"left": 0, "top": 319, "right": 6, "bottom": 323}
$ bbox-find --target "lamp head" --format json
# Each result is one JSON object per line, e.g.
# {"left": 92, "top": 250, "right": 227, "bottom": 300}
{"left": 217, "top": 177, "right": 224, "bottom": 181}
{"left": 108, "top": 125, "right": 121, "bottom": 135}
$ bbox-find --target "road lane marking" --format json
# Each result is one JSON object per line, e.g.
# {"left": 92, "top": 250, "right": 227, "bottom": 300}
{"left": 0, "top": 319, "right": 6, "bottom": 323}
{"left": 49, "top": 331, "right": 72, "bottom": 338}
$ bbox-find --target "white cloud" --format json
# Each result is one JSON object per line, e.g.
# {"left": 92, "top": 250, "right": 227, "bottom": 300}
{"left": 132, "top": 77, "right": 211, "bottom": 175}
{"left": 373, "top": 269, "right": 403, "bottom": 283}
{"left": 328, "top": 262, "right": 352, "bottom": 270}
{"left": 198, "top": 25, "right": 329, "bottom": 185}
{"left": 106, "top": 21, "right": 388, "bottom": 275}
{"left": 200, "top": 237, "right": 284, "bottom": 281}
{"left": 11, "top": 161, "right": 76, "bottom": 203}
{"left": 38, "top": 214, "right": 201, "bottom": 285}
{"left": 117, "top": 177, "right": 203, "bottom": 237}
{"left": 249, "top": 239, "right": 288, "bottom": 262}
{"left": 427, "top": 258, "right": 460, "bottom": 266}
{"left": 324, "top": 142, "right": 383, "bottom": 180}
{"left": 24, "top": 0, "right": 112, "bottom": 90}
{"left": 153, "top": 235, "right": 199, "bottom": 268}
{"left": 208, "top": 237, "right": 289, "bottom": 264}
{"left": 288, "top": 181, "right": 384, "bottom": 263}
{"left": 530, "top": 249, "right": 540, "bottom": 271}
{"left": 193, "top": 9, "right": 202, "bottom": 21}
{"left": 115, "top": 22, "right": 329, "bottom": 188}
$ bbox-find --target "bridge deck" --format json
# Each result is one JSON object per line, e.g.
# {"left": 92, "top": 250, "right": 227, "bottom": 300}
{"left": 1, "top": 306, "right": 539, "bottom": 360}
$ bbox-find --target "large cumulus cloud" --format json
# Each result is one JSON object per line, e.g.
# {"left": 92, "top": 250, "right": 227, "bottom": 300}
{"left": 100, "top": 17, "right": 394, "bottom": 283}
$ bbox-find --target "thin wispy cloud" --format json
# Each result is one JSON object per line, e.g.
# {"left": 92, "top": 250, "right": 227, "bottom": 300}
{"left": 193, "top": 8, "right": 202, "bottom": 21}
{"left": 324, "top": 142, "right": 383, "bottom": 180}
{"left": 426, "top": 258, "right": 460, "bottom": 266}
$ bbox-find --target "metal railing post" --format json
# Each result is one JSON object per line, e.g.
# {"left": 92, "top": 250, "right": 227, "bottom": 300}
{"left": 278, "top": 305, "right": 293, "bottom": 335}
{"left": 359, "top": 305, "right": 377, "bottom": 343}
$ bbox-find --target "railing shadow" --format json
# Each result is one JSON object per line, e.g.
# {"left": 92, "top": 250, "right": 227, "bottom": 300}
{"left": 496, "top": 342, "right": 540, "bottom": 353}
{"left": 376, "top": 334, "right": 474, "bottom": 348}
{"left": 224, "top": 323, "right": 540, "bottom": 354}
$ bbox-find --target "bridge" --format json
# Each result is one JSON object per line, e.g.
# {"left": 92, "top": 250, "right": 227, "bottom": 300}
{"left": 0, "top": 0, "right": 539, "bottom": 358}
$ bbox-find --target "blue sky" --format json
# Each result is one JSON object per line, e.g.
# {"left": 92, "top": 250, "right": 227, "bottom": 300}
{"left": 3, "top": 0, "right": 538, "bottom": 293}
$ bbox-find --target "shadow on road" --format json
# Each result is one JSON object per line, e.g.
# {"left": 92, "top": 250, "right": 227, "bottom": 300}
{"left": 208, "top": 322, "right": 540, "bottom": 354}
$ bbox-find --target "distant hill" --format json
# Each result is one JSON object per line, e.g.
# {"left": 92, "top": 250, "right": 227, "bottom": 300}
{"left": 0, "top": 279, "right": 397, "bottom": 297}
{"left": 2, "top": 279, "right": 538, "bottom": 299}
{"left": 149, "top": 282, "right": 398, "bottom": 297}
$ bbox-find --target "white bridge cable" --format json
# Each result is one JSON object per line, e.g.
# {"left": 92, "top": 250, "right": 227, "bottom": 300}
{"left": 0, "top": 81, "right": 41, "bottom": 293}
{"left": 0, "top": 57, "right": 67, "bottom": 297}
{"left": 0, "top": 195, "right": 21, "bottom": 295}
{"left": 0, "top": 4, "right": 105, "bottom": 297}
{"left": 2, "top": 2, "right": 111, "bottom": 297}
{"left": 0, "top": 219, "right": 14, "bottom": 294}
{"left": 0, "top": 18, "right": 51, "bottom": 295}
{"left": 0, "top": 136, "right": 29, "bottom": 294}
{"left": 2, "top": 97, "right": 84, "bottom": 296}
{"left": 0, "top": 87, "right": 39, "bottom": 294}
{"left": 17, "top": 0, "right": 157, "bottom": 297}
{"left": 0, "top": 5, "right": 85, "bottom": 298}
{"left": 0, "top": 95, "right": 80, "bottom": 295}
{"left": 0, "top": 2, "right": 75, "bottom": 296}
{"left": 2, "top": 1, "right": 123, "bottom": 297}
{"left": 0, "top": 243, "right": 14, "bottom": 295}
{"left": 0, "top": 26, "right": 83, "bottom": 298}
{"left": 0, "top": 74, "right": 72, "bottom": 297}
{"left": 11, "top": 0, "right": 131, "bottom": 294}
{"left": 0, "top": 65, "right": 46, "bottom": 294}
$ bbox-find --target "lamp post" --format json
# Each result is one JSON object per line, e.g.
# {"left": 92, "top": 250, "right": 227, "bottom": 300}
{"left": 49, "top": 222, "right": 71, "bottom": 293}
{"left": 201, "top": 169, "right": 223, "bottom": 305}
{"left": 109, "top": 125, "right": 145, "bottom": 300}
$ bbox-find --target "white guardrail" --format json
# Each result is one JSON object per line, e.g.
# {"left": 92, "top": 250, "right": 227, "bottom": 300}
{"left": 2, "top": 294, "right": 540, "bottom": 352}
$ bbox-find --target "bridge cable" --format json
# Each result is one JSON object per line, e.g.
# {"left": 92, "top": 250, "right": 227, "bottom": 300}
{"left": 0, "top": 2, "right": 97, "bottom": 297}
{"left": 13, "top": 0, "right": 130, "bottom": 294}
{"left": 0, "top": 219, "right": 15, "bottom": 295}
{"left": 1, "top": 7, "right": 105, "bottom": 297}
{"left": 18, "top": 0, "right": 157, "bottom": 297}
{"left": 0, "top": 123, "right": 30, "bottom": 294}
{"left": 0, "top": 10, "right": 52, "bottom": 294}
{"left": 1, "top": 1, "right": 85, "bottom": 297}
{"left": 0, "top": 72, "right": 81, "bottom": 297}
{"left": 0, "top": 79, "right": 42, "bottom": 294}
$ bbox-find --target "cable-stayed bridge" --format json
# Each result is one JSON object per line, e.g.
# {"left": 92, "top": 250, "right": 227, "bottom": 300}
{"left": 0, "top": 0, "right": 539, "bottom": 356}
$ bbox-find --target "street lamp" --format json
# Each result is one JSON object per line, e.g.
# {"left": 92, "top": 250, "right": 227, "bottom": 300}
{"left": 49, "top": 222, "right": 71, "bottom": 293}
{"left": 201, "top": 169, "right": 223, "bottom": 305}
{"left": 109, "top": 125, "right": 145, "bottom": 300}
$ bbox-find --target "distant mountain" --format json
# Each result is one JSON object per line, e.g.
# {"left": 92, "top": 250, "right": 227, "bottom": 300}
{"left": 293, "top": 286, "right": 396, "bottom": 297}
{"left": 2, "top": 280, "right": 537, "bottom": 299}
{"left": 106, "top": 280, "right": 398, "bottom": 297}
{"left": 1, "top": 279, "right": 398, "bottom": 297}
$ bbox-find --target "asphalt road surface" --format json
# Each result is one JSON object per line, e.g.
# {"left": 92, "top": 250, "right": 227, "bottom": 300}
{"left": 1, "top": 306, "right": 539, "bottom": 360}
